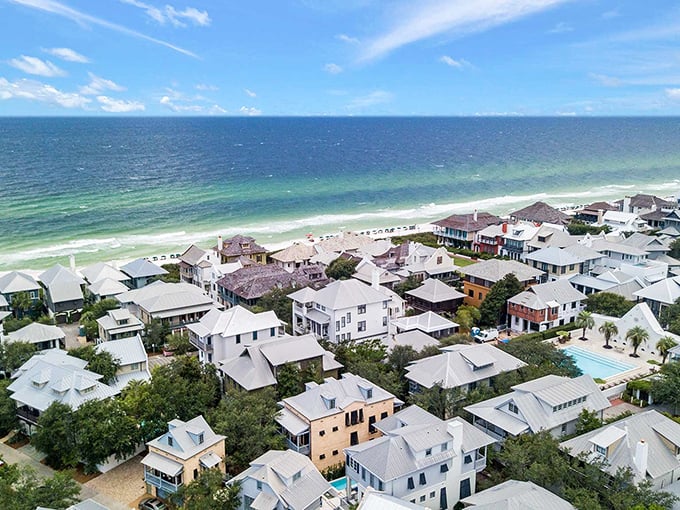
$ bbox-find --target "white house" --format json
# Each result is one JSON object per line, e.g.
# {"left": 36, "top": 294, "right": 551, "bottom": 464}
{"left": 344, "top": 405, "right": 496, "bottom": 509}
{"left": 600, "top": 210, "right": 648, "bottom": 233}
{"left": 96, "top": 308, "right": 145, "bottom": 342}
{"left": 6, "top": 322, "right": 66, "bottom": 351}
{"left": 461, "top": 480, "right": 575, "bottom": 509}
{"left": 289, "top": 279, "right": 396, "bottom": 343}
{"left": 95, "top": 335, "right": 151, "bottom": 392}
{"left": 187, "top": 305, "right": 285, "bottom": 366}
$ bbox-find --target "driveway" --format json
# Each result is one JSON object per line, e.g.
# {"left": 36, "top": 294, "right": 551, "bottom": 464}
{"left": 84, "top": 454, "right": 147, "bottom": 509}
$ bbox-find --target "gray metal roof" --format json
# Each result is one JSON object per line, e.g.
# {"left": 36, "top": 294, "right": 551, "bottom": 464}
{"left": 39, "top": 265, "right": 85, "bottom": 304}
{"left": 561, "top": 410, "right": 680, "bottom": 481}
{"left": 405, "top": 279, "right": 466, "bottom": 303}
{"left": 147, "top": 415, "right": 225, "bottom": 461}
{"left": 508, "top": 280, "right": 586, "bottom": 309}
{"left": 0, "top": 271, "right": 40, "bottom": 294}
{"left": 524, "top": 246, "right": 583, "bottom": 266}
{"left": 120, "top": 258, "right": 168, "bottom": 278}
{"left": 80, "top": 262, "right": 130, "bottom": 284}
{"left": 7, "top": 322, "right": 65, "bottom": 345}
{"left": 461, "top": 480, "right": 575, "bottom": 509}
{"left": 568, "top": 274, "right": 616, "bottom": 292}
{"left": 462, "top": 259, "right": 544, "bottom": 283}
{"left": 179, "top": 244, "right": 208, "bottom": 265}
{"left": 141, "top": 451, "right": 183, "bottom": 477}
{"left": 357, "top": 489, "right": 427, "bottom": 510}
{"left": 391, "top": 311, "right": 457, "bottom": 334}
{"left": 405, "top": 344, "right": 526, "bottom": 390}
{"left": 186, "top": 305, "right": 282, "bottom": 338}
{"left": 382, "top": 330, "right": 439, "bottom": 353}
{"left": 634, "top": 276, "right": 680, "bottom": 305}
{"left": 87, "top": 278, "right": 129, "bottom": 297}
{"left": 295, "top": 279, "right": 388, "bottom": 310}
{"left": 96, "top": 335, "right": 148, "bottom": 366}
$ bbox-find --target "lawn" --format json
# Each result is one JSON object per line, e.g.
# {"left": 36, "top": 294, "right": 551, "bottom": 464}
{"left": 452, "top": 255, "right": 478, "bottom": 268}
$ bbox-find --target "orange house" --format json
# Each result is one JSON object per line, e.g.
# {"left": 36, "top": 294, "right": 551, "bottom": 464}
{"left": 462, "top": 259, "right": 545, "bottom": 308}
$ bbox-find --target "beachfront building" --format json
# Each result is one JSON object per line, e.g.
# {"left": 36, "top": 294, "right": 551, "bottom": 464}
{"left": 432, "top": 211, "right": 501, "bottom": 250}
{"left": 405, "top": 278, "right": 466, "bottom": 315}
{"left": 96, "top": 308, "right": 145, "bottom": 342}
{"left": 498, "top": 222, "right": 541, "bottom": 261}
{"left": 142, "top": 415, "right": 225, "bottom": 500}
{"left": 461, "top": 480, "right": 576, "bottom": 509}
{"left": 508, "top": 201, "right": 570, "bottom": 226}
{"left": 289, "top": 279, "right": 395, "bottom": 343}
{"left": 216, "top": 263, "right": 328, "bottom": 308}
{"left": 7, "top": 349, "right": 118, "bottom": 434}
{"left": 398, "top": 246, "right": 458, "bottom": 282}
{"left": 6, "top": 322, "right": 66, "bottom": 350}
{"left": 576, "top": 201, "right": 620, "bottom": 224}
{"left": 0, "top": 270, "right": 41, "bottom": 316}
{"left": 507, "top": 279, "right": 587, "bottom": 333}
{"left": 270, "top": 243, "right": 319, "bottom": 272}
{"left": 344, "top": 405, "right": 496, "bottom": 509}
{"left": 116, "top": 280, "right": 220, "bottom": 331}
{"left": 219, "top": 334, "right": 342, "bottom": 392}
{"left": 38, "top": 264, "right": 85, "bottom": 321}
{"left": 187, "top": 306, "right": 285, "bottom": 366}
{"left": 404, "top": 344, "right": 526, "bottom": 395}
{"left": 525, "top": 224, "right": 576, "bottom": 253}
{"left": 178, "top": 244, "right": 220, "bottom": 292}
{"left": 618, "top": 194, "right": 677, "bottom": 215}
{"left": 95, "top": 335, "right": 151, "bottom": 392}
{"left": 120, "top": 258, "right": 168, "bottom": 289}
{"left": 228, "top": 449, "right": 332, "bottom": 510}
{"left": 87, "top": 278, "right": 130, "bottom": 302}
{"left": 80, "top": 262, "right": 131, "bottom": 288}
{"left": 560, "top": 410, "right": 680, "bottom": 490}
{"left": 464, "top": 375, "right": 610, "bottom": 442}
{"left": 276, "top": 373, "right": 403, "bottom": 471}
{"left": 660, "top": 209, "right": 680, "bottom": 237}
{"left": 215, "top": 234, "right": 267, "bottom": 264}
{"left": 461, "top": 259, "right": 545, "bottom": 308}
{"left": 390, "top": 311, "right": 458, "bottom": 340}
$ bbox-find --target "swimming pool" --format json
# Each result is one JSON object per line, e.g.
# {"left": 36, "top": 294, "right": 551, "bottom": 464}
{"left": 562, "top": 346, "right": 636, "bottom": 379}
{"left": 330, "top": 478, "right": 356, "bottom": 492}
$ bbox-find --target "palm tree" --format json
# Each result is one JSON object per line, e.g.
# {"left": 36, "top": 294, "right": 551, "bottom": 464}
{"left": 626, "top": 326, "right": 649, "bottom": 358}
{"left": 576, "top": 310, "right": 595, "bottom": 340}
{"left": 657, "top": 335, "right": 678, "bottom": 364}
{"left": 598, "top": 321, "right": 618, "bottom": 350}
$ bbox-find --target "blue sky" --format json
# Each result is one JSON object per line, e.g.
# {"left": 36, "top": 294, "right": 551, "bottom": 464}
{"left": 2, "top": 0, "right": 680, "bottom": 115}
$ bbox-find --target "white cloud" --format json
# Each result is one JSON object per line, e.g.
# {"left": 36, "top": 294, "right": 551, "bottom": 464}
{"left": 0, "top": 76, "right": 91, "bottom": 108}
{"left": 97, "top": 95, "right": 145, "bottom": 112}
{"left": 601, "top": 9, "right": 619, "bottom": 19}
{"left": 239, "top": 106, "right": 262, "bottom": 116}
{"left": 359, "top": 0, "right": 570, "bottom": 62}
{"left": 8, "top": 55, "right": 67, "bottom": 77}
{"left": 160, "top": 94, "right": 226, "bottom": 114}
{"left": 665, "top": 88, "right": 680, "bottom": 100}
{"left": 548, "top": 21, "right": 572, "bottom": 34}
{"left": 80, "top": 72, "right": 125, "bottom": 95}
{"left": 9, "top": 0, "right": 199, "bottom": 58}
{"left": 42, "top": 47, "right": 89, "bottom": 63}
{"left": 347, "top": 90, "right": 394, "bottom": 110}
{"left": 439, "top": 55, "right": 470, "bottom": 68}
{"left": 589, "top": 73, "right": 623, "bottom": 87}
{"left": 244, "top": 88, "right": 257, "bottom": 98}
{"left": 121, "top": 0, "right": 211, "bottom": 27}
{"left": 195, "top": 83, "right": 218, "bottom": 91}
{"left": 336, "top": 33, "right": 360, "bottom": 44}
{"left": 324, "top": 63, "right": 343, "bottom": 74}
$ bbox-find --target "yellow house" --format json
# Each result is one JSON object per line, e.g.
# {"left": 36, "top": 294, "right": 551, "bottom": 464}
{"left": 276, "top": 373, "right": 403, "bottom": 471}
{"left": 462, "top": 259, "right": 545, "bottom": 308}
{"left": 141, "top": 415, "right": 225, "bottom": 500}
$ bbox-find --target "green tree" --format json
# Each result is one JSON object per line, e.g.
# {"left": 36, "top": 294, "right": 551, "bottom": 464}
{"left": 68, "top": 344, "right": 121, "bottom": 385}
{"left": 499, "top": 336, "right": 581, "bottom": 379}
{"left": 165, "top": 331, "right": 194, "bottom": 355}
{"left": 393, "top": 276, "right": 420, "bottom": 298}
{"left": 0, "top": 341, "right": 37, "bottom": 375}
{"left": 439, "top": 333, "right": 472, "bottom": 347}
{"left": 325, "top": 257, "right": 359, "bottom": 280}
{"left": 171, "top": 469, "right": 240, "bottom": 510}
{"left": 575, "top": 408, "right": 603, "bottom": 435}
{"left": 598, "top": 321, "right": 618, "bottom": 350}
{"left": 10, "top": 291, "right": 33, "bottom": 319}
{"left": 660, "top": 298, "right": 680, "bottom": 335}
{"left": 479, "top": 273, "right": 523, "bottom": 327}
{"left": 208, "top": 388, "right": 285, "bottom": 475}
{"left": 276, "top": 363, "right": 302, "bottom": 399}
{"left": 626, "top": 326, "right": 649, "bottom": 357}
{"left": 669, "top": 238, "right": 680, "bottom": 259}
{"left": 454, "top": 305, "right": 481, "bottom": 332}
{"left": 585, "top": 292, "right": 634, "bottom": 318}
{"left": 1, "top": 316, "right": 32, "bottom": 334}
{"left": 407, "top": 383, "right": 458, "bottom": 420}
{"left": 251, "top": 286, "right": 295, "bottom": 333}
{"left": 143, "top": 318, "right": 171, "bottom": 351}
{"left": 79, "top": 297, "right": 120, "bottom": 340}
{"left": 32, "top": 402, "right": 79, "bottom": 469}
{"left": 0, "top": 462, "right": 80, "bottom": 510}
{"left": 158, "top": 263, "right": 181, "bottom": 283}
{"left": 576, "top": 310, "right": 595, "bottom": 340}
{"left": 300, "top": 360, "right": 324, "bottom": 386}
{"left": 657, "top": 335, "right": 678, "bottom": 364}
{"left": 0, "top": 380, "right": 19, "bottom": 436}
{"left": 498, "top": 431, "right": 570, "bottom": 489}
{"left": 652, "top": 361, "right": 680, "bottom": 414}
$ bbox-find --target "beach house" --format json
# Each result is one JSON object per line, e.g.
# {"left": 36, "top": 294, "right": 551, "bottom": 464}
{"left": 95, "top": 335, "right": 151, "bottom": 392}
{"left": 96, "top": 308, "right": 145, "bottom": 342}
{"left": 0, "top": 270, "right": 42, "bottom": 315}
{"left": 6, "top": 322, "right": 66, "bottom": 350}
{"left": 215, "top": 234, "right": 267, "bottom": 264}
{"left": 433, "top": 211, "right": 501, "bottom": 250}
{"left": 344, "top": 405, "right": 495, "bottom": 509}
{"left": 276, "top": 373, "right": 403, "bottom": 471}
{"left": 120, "top": 258, "right": 168, "bottom": 289}
{"left": 461, "top": 480, "right": 576, "bottom": 509}
{"left": 461, "top": 259, "right": 545, "bottom": 308}
{"left": 405, "top": 278, "right": 466, "bottom": 315}
{"left": 508, "top": 201, "right": 570, "bottom": 226}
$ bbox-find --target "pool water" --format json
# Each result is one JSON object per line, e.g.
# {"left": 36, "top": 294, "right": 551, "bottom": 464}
{"left": 562, "top": 346, "right": 635, "bottom": 379}
{"left": 330, "top": 478, "right": 356, "bottom": 492}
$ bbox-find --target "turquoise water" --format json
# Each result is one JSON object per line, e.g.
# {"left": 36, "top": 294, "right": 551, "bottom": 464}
{"left": 331, "top": 478, "right": 356, "bottom": 491}
{"left": 2, "top": 117, "right": 680, "bottom": 270}
{"left": 563, "top": 346, "right": 635, "bottom": 379}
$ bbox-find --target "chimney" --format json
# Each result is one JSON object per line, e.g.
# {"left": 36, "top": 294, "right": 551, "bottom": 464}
{"left": 69, "top": 254, "right": 76, "bottom": 272}
{"left": 371, "top": 267, "right": 381, "bottom": 290}
{"left": 217, "top": 235, "right": 223, "bottom": 251}
{"left": 597, "top": 209, "right": 604, "bottom": 224}
{"left": 502, "top": 223, "right": 508, "bottom": 233}
{"left": 473, "top": 209, "right": 478, "bottom": 222}
{"left": 623, "top": 196, "right": 631, "bottom": 213}
{"left": 633, "top": 439, "right": 648, "bottom": 480}
{"left": 447, "top": 420, "right": 463, "bottom": 454}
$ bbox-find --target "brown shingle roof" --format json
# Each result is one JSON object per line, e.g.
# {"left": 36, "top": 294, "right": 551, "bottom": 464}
{"left": 628, "top": 194, "right": 676, "bottom": 210}
{"left": 581, "top": 201, "right": 619, "bottom": 214}
{"left": 216, "top": 264, "right": 328, "bottom": 300}
{"left": 433, "top": 211, "right": 501, "bottom": 232}
{"left": 216, "top": 235, "right": 267, "bottom": 257}
{"left": 509, "top": 201, "right": 569, "bottom": 225}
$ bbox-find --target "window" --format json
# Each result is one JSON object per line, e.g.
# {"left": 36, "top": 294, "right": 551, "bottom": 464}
{"left": 194, "top": 468, "right": 199, "bottom": 480}
{"left": 561, "top": 423, "right": 568, "bottom": 434}
{"left": 419, "top": 496, "right": 426, "bottom": 503}
{"left": 441, "top": 443, "right": 448, "bottom": 452}
{"left": 366, "top": 389, "right": 373, "bottom": 399}
{"left": 341, "top": 317, "right": 346, "bottom": 327}
{"left": 407, "top": 477, "right": 415, "bottom": 490}
{"left": 468, "top": 289, "right": 474, "bottom": 297}
{"left": 253, "top": 330, "right": 258, "bottom": 340}
{"left": 333, "top": 450, "right": 339, "bottom": 456}
{"left": 319, "top": 430, "right": 325, "bottom": 436}
{"left": 350, "top": 431, "right": 359, "bottom": 446}
{"left": 336, "top": 320, "right": 341, "bottom": 330}
{"left": 595, "top": 445, "right": 606, "bottom": 456}
{"left": 382, "top": 316, "right": 388, "bottom": 326}
{"left": 198, "top": 433, "right": 204, "bottom": 444}
{"left": 236, "top": 334, "right": 241, "bottom": 344}
{"left": 460, "top": 478, "right": 471, "bottom": 499}
{"left": 383, "top": 301, "right": 388, "bottom": 309}
{"left": 430, "top": 492, "right": 436, "bottom": 499}
{"left": 358, "top": 304, "right": 366, "bottom": 314}
{"left": 293, "top": 471, "right": 301, "bottom": 481}
{"left": 440, "top": 464, "right": 449, "bottom": 473}
{"left": 381, "top": 411, "right": 388, "bottom": 420}
{"left": 464, "top": 455, "right": 472, "bottom": 464}
{"left": 270, "top": 327, "right": 275, "bottom": 336}
{"left": 378, "top": 480, "right": 384, "bottom": 491}
{"left": 419, "top": 473, "right": 426, "bottom": 485}
{"left": 425, "top": 448, "right": 432, "bottom": 456}
{"left": 361, "top": 467, "right": 366, "bottom": 481}
{"left": 347, "top": 312, "right": 351, "bottom": 323}
{"left": 478, "top": 292, "right": 482, "bottom": 300}
{"left": 319, "top": 454, "right": 326, "bottom": 460}
{"left": 369, "top": 415, "right": 377, "bottom": 433}
{"left": 508, "top": 402, "right": 518, "bottom": 414}
{"left": 256, "top": 481, "right": 262, "bottom": 490}
{"left": 358, "top": 321, "right": 366, "bottom": 332}
{"left": 332, "top": 426, "right": 338, "bottom": 432}
{"left": 168, "top": 436, "right": 173, "bottom": 447}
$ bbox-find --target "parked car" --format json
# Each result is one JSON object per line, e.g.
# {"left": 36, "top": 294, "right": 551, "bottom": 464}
{"left": 471, "top": 327, "right": 499, "bottom": 343}
{"left": 139, "top": 497, "right": 167, "bottom": 510}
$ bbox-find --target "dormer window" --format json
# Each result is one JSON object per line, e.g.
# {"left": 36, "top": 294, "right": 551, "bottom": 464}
{"left": 168, "top": 436, "right": 174, "bottom": 447}
{"left": 508, "top": 402, "right": 518, "bottom": 414}
{"left": 198, "top": 433, "right": 204, "bottom": 444}
{"left": 425, "top": 448, "right": 432, "bottom": 456}
{"left": 293, "top": 471, "right": 301, "bottom": 481}
{"left": 594, "top": 444, "right": 606, "bottom": 456}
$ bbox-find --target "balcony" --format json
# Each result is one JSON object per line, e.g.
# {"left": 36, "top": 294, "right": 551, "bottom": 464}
{"left": 190, "top": 336, "right": 213, "bottom": 352}
{"left": 144, "top": 470, "right": 183, "bottom": 494}
{"left": 285, "top": 437, "right": 310, "bottom": 456}
{"left": 16, "top": 407, "right": 40, "bottom": 425}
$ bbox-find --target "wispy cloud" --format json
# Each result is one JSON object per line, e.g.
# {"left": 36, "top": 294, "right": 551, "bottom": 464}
{"left": 359, "top": 0, "right": 570, "bottom": 62}
{"left": 97, "top": 95, "right": 145, "bottom": 112}
{"left": 195, "top": 83, "right": 218, "bottom": 91}
{"left": 244, "top": 88, "right": 257, "bottom": 98}
{"left": 80, "top": 72, "right": 125, "bottom": 95}
{"left": 160, "top": 87, "right": 227, "bottom": 114}
{"left": 347, "top": 90, "right": 394, "bottom": 110}
{"left": 9, "top": 0, "right": 199, "bottom": 58}
{"left": 8, "top": 55, "right": 66, "bottom": 77}
{"left": 120, "top": 0, "right": 211, "bottom": 27}
{"left": 324, "top": 63, "right": 343, "bottom": 74}
{"left": 336, "top": 33, "right": 360, "bottom": 44}
{"left": 601, "top": 9, "right": 620, "bottom": 20}
{"left": 665, "top": 88, "right": 680, "bottom": 100}
{"left": 0, "top": 77, "right": 91, "bottom": 108}
{"left": 589, "top": 73, "right": 623, "bottom": 87}
{"left": 548, "top": 21, "right": 572, "bottom": 34}
{"left": 439, "top": 55, "right": 470, "bottom": 68}
{"left": 42, "top": 47, "right": 89, "bottom": 63}
{"left": 239, "top": 106, "right": 262, "bottom": 116}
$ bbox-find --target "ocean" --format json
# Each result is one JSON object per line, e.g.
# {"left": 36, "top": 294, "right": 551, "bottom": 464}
{"left": 2, "top": 116, "right": 680, "bottom": 271}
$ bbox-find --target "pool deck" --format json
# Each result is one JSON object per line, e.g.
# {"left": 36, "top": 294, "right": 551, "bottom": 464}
{"left": 555, "top": 330, "right": 660, "bottom": 389}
